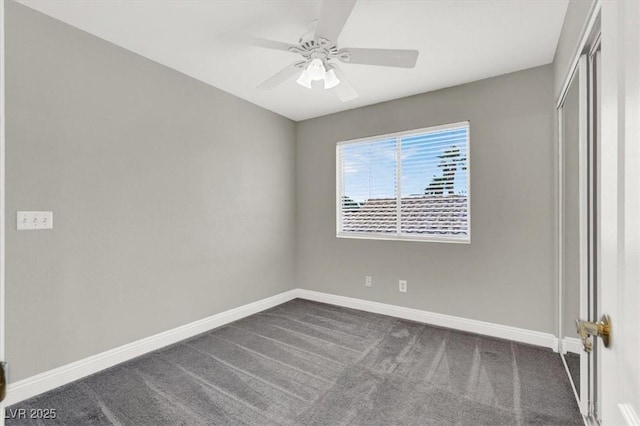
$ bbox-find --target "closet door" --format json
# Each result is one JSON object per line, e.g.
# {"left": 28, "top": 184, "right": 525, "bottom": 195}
{"left": 559, "top": 54, "right": 590, "bottom": 415}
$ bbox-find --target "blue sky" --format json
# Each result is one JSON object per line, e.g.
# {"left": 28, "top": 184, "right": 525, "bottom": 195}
{"left": 341, "top": 128, "right": 468, "bottom": 204}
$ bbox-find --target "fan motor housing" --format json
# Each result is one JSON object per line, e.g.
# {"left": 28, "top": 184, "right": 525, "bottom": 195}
{"left": 290, "top": 38, "right": 341, "bottom": 63}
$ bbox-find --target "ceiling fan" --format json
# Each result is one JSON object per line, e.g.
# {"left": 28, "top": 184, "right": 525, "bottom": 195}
{"left": 219, "top": 0, "right": 419, "bottom": 102}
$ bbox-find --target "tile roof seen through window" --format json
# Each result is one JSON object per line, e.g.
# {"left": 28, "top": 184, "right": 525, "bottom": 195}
{"left": 341, "top": 195, "right": 468, "bottom": 236}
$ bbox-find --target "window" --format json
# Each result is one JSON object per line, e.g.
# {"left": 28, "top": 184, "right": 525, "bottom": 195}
{"left": 336, "top": 121, "right": 470, "bottom": 243}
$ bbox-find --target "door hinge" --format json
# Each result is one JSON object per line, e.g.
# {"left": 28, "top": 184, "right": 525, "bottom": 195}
{"left": 576, "top": 314, "right": 611, "bottom": 352}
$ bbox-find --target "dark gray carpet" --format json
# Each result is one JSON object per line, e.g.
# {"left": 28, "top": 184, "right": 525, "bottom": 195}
{"left": 565, "top": 352, "right": 580, "bottom": 395}
{"left": 7, "top": 299, "right": 582, "bottom": 425}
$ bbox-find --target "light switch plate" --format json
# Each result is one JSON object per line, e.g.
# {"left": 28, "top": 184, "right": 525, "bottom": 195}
{"left": 17, "top": 211, "right": 53, "bottom": 230}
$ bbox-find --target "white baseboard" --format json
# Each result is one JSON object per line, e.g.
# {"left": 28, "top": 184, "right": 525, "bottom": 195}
{"left": 3, "top": 289, "right": 299, "bottom": 406}
{"left": 3, "top": 288, "right": 560, "bottom": 406}
{"left": 562, "top": 337, "right": 582, "bottom": 354}
{"left": 295, "top": 289, "right": 557, "bottom": 350}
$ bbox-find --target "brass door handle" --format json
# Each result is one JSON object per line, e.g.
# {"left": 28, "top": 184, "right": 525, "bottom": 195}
{"left": 576, "top": 314, "right": 611, "bottom": 352}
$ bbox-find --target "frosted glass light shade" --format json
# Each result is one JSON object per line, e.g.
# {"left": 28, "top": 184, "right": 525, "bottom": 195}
{"left": 307, "top": 58, "right": 326, "bottom": 80}
{"left": 324, "top": 69, "right": 340, "bottom": 89}
{"left": 296, "top": 69, "right": 312, "bottom": 89}
{"left": 296, "top": 59, "right": 340, "bottom": 90}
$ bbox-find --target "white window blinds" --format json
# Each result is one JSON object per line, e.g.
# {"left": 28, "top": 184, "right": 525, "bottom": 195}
{"left": 336, "top": 122, "right": 470, "bottom": 243}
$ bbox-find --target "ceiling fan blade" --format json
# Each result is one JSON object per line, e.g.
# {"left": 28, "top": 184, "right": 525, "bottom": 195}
{"left": 219, "top": 32, "right": 296, "bottom": 52}
{"left": 257, "top": 62, "right": 303, "bottom": 90}
{"left": 315, "top": 0, "right": 357, "bottom": 43}
{"left": 338, "top": 48, "right": 419, "bottom": 68}
{"left": 331, "top": 64, "right": 358, "bottom": 102}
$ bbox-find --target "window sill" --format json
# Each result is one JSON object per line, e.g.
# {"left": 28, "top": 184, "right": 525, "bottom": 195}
{"left": 336, "top": 233, "right": 470, "bottom": 244}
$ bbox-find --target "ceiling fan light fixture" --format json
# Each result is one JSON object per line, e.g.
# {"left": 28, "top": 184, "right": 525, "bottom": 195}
{"left": 224, "top": 0, "right": 419, "bottom": 102}
{"left": 297, "top": 59, "right": 340, "bottom": 90}
{"left": 306, "top": 58, "right": 326, "bottom": 80}
{"left": 324, "top": 68, "right": 340, "bottom": 89}
{"left": 296, "top": 69, "right": 312, "bottom": 89}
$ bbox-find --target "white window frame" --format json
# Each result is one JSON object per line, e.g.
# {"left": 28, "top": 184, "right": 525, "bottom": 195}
{"left": 336, "top": 121, "right": 471, "bottom": 244}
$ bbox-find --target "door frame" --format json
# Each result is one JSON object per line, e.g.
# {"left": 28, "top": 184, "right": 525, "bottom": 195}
{"left": 0, "top": 0, "right": 6, "bottom": 423}
{"left": 557, "top": 53, "right": 590, "bottom": 416}
{"left": 556, "top": 0, "right": 600, "bottom": 352}
{"left": 557, "top": 54, "right": 595, "bottom": 416}
{"left": 555, "top": 0, "right": 601, "bottom": 421}
{"left": 586, "top": 36, "right": 601, "bottom": 421}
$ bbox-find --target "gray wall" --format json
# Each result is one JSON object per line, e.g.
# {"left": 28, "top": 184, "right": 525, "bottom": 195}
{"left": 296, "top": 65, "right": 556, "bottom": 333}
{"left": 5, "top": 1, "right": 296, "bottom": 382}
{"left": 553, "top": 0, "right": 597, "bottom": 99}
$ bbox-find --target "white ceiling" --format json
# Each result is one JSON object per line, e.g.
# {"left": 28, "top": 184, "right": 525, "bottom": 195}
{"left": 18, "top": 0, "right": 568, "bottom": 122}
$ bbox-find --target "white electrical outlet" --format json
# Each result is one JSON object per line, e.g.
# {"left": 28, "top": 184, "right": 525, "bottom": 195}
{"left": 17, "top": 211, "right": 53, "bottom": 231}
{"left": 365, "top": 276, "right": 372, "bottom": 287}
{"left": 399, "top": 280, "right": 407, "bottom": 293}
